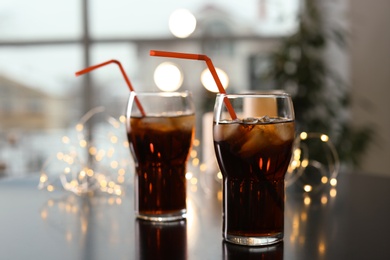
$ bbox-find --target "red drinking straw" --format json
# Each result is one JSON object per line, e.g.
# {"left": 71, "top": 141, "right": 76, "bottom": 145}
{"left": 75, "top": 59, "right": 146, "bottom": 116}
{"left": 150, "top": 50, "right": 237, "bottom": 120}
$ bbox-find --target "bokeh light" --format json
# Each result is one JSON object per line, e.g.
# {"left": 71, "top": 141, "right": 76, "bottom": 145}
{"left": 200, "top": 68, "right": 229, "bottom": 93}
{"left": 169, "top": 9, "right": 197, "bottom": 38}
{"left": 153, "top": 62, "right": 183, "bottom": 92}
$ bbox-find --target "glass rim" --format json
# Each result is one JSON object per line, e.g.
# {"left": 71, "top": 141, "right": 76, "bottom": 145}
{"left": 216, "top": 91, "right": 291, "bottom": 98}
{"left": 129, "top": 90, "right": 192, "bottom": 97}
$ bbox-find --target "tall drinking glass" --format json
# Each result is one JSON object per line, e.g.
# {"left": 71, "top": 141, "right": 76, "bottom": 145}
{"left": 126, "top": 91, "right": 195, "bottom": 221}
{"left": 213, "top": 93, "right": 295, "bottom": 246}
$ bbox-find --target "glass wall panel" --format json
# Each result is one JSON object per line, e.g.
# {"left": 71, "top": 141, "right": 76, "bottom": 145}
{"left": 0, "top": 0, "right": 81, "bottom": 40}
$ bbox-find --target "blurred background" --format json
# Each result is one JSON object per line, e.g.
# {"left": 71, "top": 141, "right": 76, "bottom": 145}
{"left": 0, "top": 0, "right": 389, "bottom": 178}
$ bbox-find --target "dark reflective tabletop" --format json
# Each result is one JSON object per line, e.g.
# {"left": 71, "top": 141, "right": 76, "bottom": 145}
{"left": 1, "top": 172, "right": 390, "bottom": 259}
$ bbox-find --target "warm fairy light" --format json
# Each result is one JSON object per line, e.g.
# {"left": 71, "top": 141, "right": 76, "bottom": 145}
{"left": 75, "top": 123, "right": 83, "bottom": 132}
{"left": 330, "top": 178, "right": 337, "bottom": 186}
{"left": 79, "top": 139, "right": 87, "bottom": 148}
{"left": 86, "top": 168, "right": 94, "bottom": 177}
{"left": 290, "top": 214, "right": 300, "bottom": 244}
{"left": 47, "top": 185, "right": 54, "bottom": 192}
{"left": 100, "top": 180, "right": 108, "bottom": 188}
{"left": 191, "top": 185, "right": 198, "bottom": 193}
{"left": 154, "top": 62, "right": 183, "bottom": 92}
{"left": 301, "top": 159, "right": 309, "bottom": 168}
{"left": 217, "top": 171, "right": 223, "bottom": 180}
{"left": 330, "top": 188, "right": 337, "bottom": 197}
{"left": 300, "top": 132, "right": 308, "bottom": 140}
{"left": 190, "top": 150, "right": 197, "bottom": 158}
{"left": 107, "top": 148, "right": 115, "bottom": 158}
{"left": 217, "top": 190, "right": 223, "bottom": 201}
{"left": 290, "top": 235, "right": 296, "bottom": 244}
{"left": 80, "top": 170, "right": 86, "bottom": 178}
{"left": 289, "top": 160, "right": 300, "bottom": 170}
{"left": 110, "top": 136, "right": 118, "bottom": 144}
{"left": 304, "top": 196, "right": 311, "bottom": 205}
{"left": 117, "top": 175, "right": 125, "bottom": 183}
{"left": 63, "top": 183, "right": 71, "bottom": 190}
{"left": 304, "top": 185, "right": 312, "bottom": 192}
{"left": 40, "top": 209, "right": 48, "bottom": 220}
{"left": 201, "top": 68, "right": 229, "bottom": 93}
{"left": 70, "top": 180, "right": 78, "bottom": 187}
{"left": 321, "top": 134, "right": 329, "bottom": 142}
{"left": 40, "top": 174, "right": 48, "bottom": 183}
{"left": 292, "top": 215, "right": 300, "bottom": 229}
{"left": 118, "top": 168, "right": 125, "bottom": 175}
{"left": 321, "top": 196, "right": 328, "bottom": 205}
{"left": 62, "top": 136, "right": 70, "bottom": 144}
{"left": 80, "top": 218, "right": 88, "bottom": 234}
{"left": 96, "top": 150, "right": 106, "bottom": 161}
{"left": 190, "top": 178, "right": 198, "bottom": 185}
{"left": 57, "top": 152, "right": 64, "bottom": 160}
{"left": 115, "top": 188, "right": 122, "bottom": 196}
{"left": 62, "top": 154, "right": 73, "bottom": 164}
{"left": 193, "top": 139, "right": 200, "bottom": 147}
{"left": 318, "top": 242, "right": 326, "bottom": 255}
{"left": 192, "top": 158, "right": 199, "bottom": 166}
{"left": 119, "top": 115, "right": 126, "bottom": 123}
{"left": 108, "top": 197, "right": 115, "bottom": 205}
{"left": 300, "top": 212, "right": 307, "bottom": 222}
{"left": 294, "top": 148, "right": 301, "bottom": 159}
{"left": 47, "top": 200, "right": 54, "bottom": 207}
{"left": 321, "top": 176, "right": 328, "bottom": 184}
{"left": 169, "top": 9, "right": 197, "bottom": 38}
{"left": 200, "top": 163, "right": 207, "bottom": 172}
{"left": 299, "top": 236, "right": 306, "bottom": 245}
{"left": 185, "top": 172, "right": 193, "bottom": 180}
{"left": 107, "top": 117, "right": 121, "bottom": 129}
{"left": 123, "top": 141, "right": 129, "bottom": 148}
{"left": 89, "top": 146, "right": 97, "bottom": 155}
{"left": 110, "top": 161, "right": 119, "bottom": 169}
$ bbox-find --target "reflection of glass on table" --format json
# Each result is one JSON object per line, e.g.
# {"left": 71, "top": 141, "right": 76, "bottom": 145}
{"left": 223, "top": 241, "right": 283, "bottom": 260}
{"left": 135, "top": 219, "right": 187, "bottom": 260}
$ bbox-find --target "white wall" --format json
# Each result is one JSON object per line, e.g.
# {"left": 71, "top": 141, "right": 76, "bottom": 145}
{"left": 349, "top": 0, "right": 390, "bottom": 176}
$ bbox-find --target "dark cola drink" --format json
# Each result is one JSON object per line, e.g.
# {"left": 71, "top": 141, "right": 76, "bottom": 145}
{"left": 214, "top": 117, "right": 294, "bottom": 244}
{"left": 128, "top": 114, "right": 195, "bottom": 221}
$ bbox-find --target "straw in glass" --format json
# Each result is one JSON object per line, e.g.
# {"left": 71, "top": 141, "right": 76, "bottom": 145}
{"left": 75, "top": 60, "right": 146, "bottom": 116}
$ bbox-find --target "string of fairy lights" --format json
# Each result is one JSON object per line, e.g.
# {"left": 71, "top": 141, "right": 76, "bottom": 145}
{"left": 287, "top": 132, "right": 340, "bottom": 192}
{"left": 38, "top": 107, "right": 132, "bottom": 196}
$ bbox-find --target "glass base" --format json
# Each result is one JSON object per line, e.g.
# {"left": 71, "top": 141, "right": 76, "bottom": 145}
{"left": 224, "top": 232, "right": 283, "bottom": 246}
{"left": 136, "top": 209, "right": 187, "bottom": 222}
